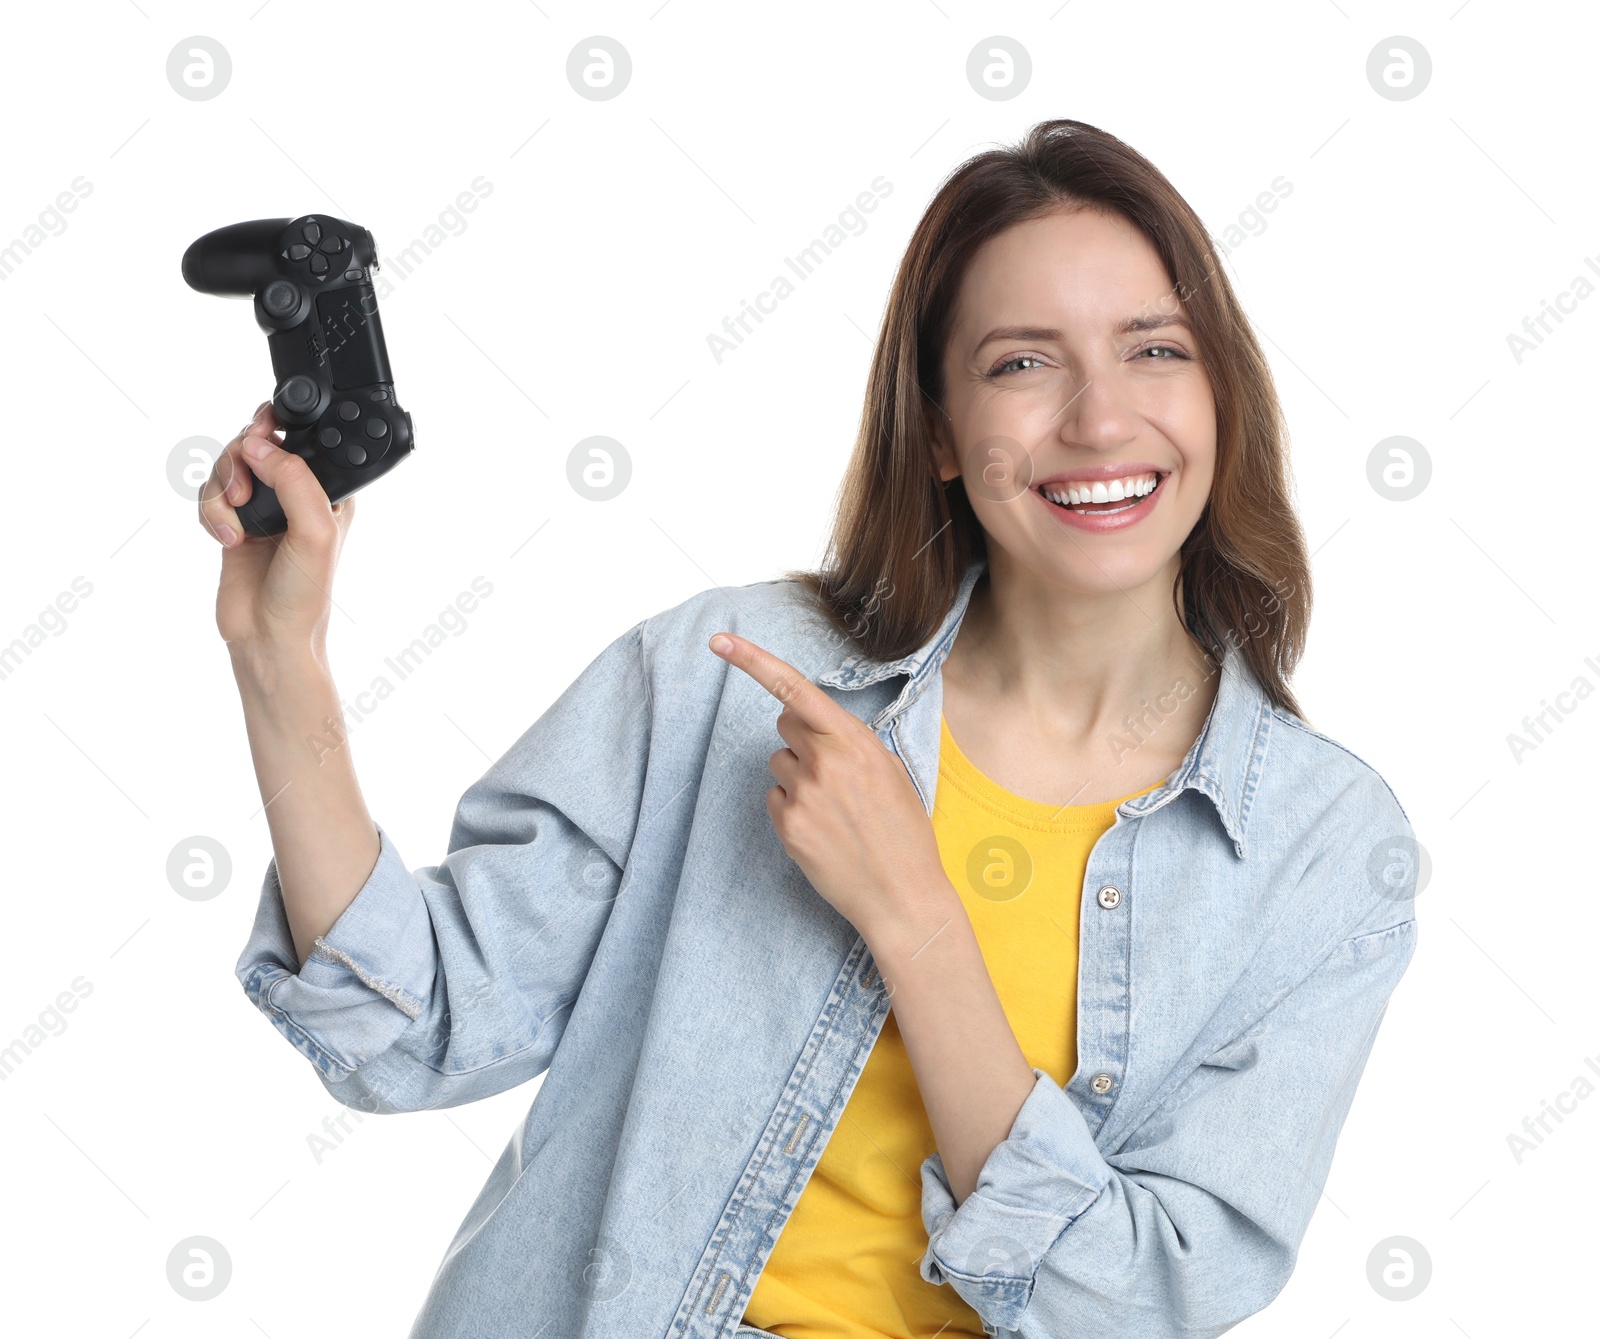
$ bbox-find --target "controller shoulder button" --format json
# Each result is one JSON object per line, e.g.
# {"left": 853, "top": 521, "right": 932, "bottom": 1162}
{"left": 337, "top": 400, "right": 361, "bottom": 421}
{"left": 364, "top": 418, "right": 389, "bottom": 439}
{"left": 319, "top": 427, "right": 342, "bottom": 448}
{"left": 302, "top": 221, "right": 322, "bottom": 244}
{"left": 310, "top": 253, "right": 329, "bottom": 275}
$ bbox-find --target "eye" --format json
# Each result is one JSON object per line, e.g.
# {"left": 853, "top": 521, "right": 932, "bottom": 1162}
{"left": 1135, "top": 344, "right": 1190, "bottom": 361}
{"left": 988, "top": 353, "right": 1049, "bottom": 377}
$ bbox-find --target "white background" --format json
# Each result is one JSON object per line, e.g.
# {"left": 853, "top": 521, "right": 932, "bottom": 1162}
{"left": 0, "top": 2, "right": 1592, "bottom": 1335}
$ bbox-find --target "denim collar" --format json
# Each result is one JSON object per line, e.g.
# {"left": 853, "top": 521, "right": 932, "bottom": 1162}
{"left": 815, "top": 557, "right": 1271, "bottom": 859}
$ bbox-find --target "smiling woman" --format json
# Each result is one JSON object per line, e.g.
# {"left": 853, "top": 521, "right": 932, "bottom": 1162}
{"left": 732, "top": 119, "right": 1414, "bottom": 1335}
{"left": 222, "top": 118, "right": 1417, "bottom": 1339}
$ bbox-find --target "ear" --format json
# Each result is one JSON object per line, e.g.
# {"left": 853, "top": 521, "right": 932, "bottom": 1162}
{"left": 926, "top": 402, "right": 962, "bottom": 483}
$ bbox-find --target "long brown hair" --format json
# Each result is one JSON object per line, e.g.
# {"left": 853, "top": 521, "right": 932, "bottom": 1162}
{"left": 788, "top": 118, "right": 1312, "bottom": 719}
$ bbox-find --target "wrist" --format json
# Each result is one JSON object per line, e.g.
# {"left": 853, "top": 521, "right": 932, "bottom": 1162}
{"left": 229, "top": 637, "right": 333, "bottom": 706}
{"left": 230, "top": 633, "right": 326, "bottom": 679}
{"left": 862, "top": 868, "right": 965, "bottom": 968}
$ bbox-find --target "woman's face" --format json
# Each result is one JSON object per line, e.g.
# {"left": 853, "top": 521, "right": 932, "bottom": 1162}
{"left": 933, "top": 206, "right": 1216, "bottom": 600}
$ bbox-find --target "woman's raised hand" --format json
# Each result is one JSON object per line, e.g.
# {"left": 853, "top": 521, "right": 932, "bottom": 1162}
{"left": 198, "top": 401, "right": 357, "bottom": 661}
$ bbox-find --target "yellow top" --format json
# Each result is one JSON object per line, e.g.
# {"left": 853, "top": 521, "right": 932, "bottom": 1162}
{"left": 741, "top": 716, "right": 1161, "bottom": 1338}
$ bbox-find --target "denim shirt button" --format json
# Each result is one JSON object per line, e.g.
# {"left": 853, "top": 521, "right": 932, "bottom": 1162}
{"left": 1096, "top": 885, "right": 1122, "bottom": 909}
{"left": 1089, "top": 1071, "right": 1115, "bottom": 1095}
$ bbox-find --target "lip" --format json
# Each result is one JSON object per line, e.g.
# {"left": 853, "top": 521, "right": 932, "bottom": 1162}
{"left": 1034, "top": 468, "right": 1168, "bottom": 533}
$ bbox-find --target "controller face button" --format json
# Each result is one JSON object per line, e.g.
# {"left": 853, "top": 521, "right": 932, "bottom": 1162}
{"left": 309, "top": 253, "right": 329, "bottom": 275}
{"left": 364, "top": 418, "right": 389, "bottom": 439}
{"left": 346, "top": 444, "right": 368, "bottom": 466}
{"left": 319, "top": 427, "right": 342, "bottom": 448}
{"left": 338, "top": 400, "right": 361, "bottom": 421}
{"left": 287, "top": 243, "right": 312, "bottom": 261}
{"left": 318, "top": 236, "right": 345, "bottom": 254}
{"left": 262, "top": 280, "right": 299, "bottom": 317}
{"left": 302, "top": 222, "right": 322, "bottom": 244}
{"left": 279, "top": 375, "right": 318, "bottom": 413}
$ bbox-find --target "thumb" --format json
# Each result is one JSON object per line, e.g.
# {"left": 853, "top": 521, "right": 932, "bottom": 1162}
{"left": 239, "top": 435, "right": 340, "bottom": 543}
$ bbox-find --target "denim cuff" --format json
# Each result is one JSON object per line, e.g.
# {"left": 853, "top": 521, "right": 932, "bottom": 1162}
{"left": 235, "top": 822, "right": 438, "bottom": 1082}
{"left": 918, "top": 1067, "right": 1111, "bottom": 1332}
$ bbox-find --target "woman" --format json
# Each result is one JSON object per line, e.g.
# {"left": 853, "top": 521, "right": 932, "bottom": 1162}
{"left": 204, "top": 120, "right": 1419, "bottom": 1339}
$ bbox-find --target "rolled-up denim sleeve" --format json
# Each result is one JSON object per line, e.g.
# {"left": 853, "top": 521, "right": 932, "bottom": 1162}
{"left": 918, "top": 891, "right": 1419, "bottom": 1337}
{"left": 235, "top": 620, "right": 652, "bottom": 1115}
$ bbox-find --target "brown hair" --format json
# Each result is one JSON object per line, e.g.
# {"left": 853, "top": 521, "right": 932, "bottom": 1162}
{"left": 788, "top": 118, "right": 1312, "bottom": 719}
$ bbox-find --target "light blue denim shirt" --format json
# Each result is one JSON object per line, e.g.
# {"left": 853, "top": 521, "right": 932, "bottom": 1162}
{"left": 236, "top": 556, "right": 1420, "bottom": 1339}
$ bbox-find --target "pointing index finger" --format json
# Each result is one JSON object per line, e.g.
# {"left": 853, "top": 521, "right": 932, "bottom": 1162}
{"left": 709, "top": 632, "right": 852, "bottom": 734}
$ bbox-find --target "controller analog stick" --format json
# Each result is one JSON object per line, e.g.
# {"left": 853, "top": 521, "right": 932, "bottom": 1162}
{"left": 262, "top": 280, "right": 299, "bottom": 318}
{"left": 277, "top": 374, "right": 319, "bottom": 416}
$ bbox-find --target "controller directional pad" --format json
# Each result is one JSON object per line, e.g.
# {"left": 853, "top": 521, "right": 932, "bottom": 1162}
{"left": 281, "top": 218, "right": 351, "bottom": 281}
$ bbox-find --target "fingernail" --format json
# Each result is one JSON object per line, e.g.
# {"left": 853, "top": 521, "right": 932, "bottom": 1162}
{"left": 217, "top": 524, "right": 237, "bottom": 546}
{"left": 254, "top": 400, "right": 271, "bottom": 418}
{"left": 710, "top": 634, "right": 733, "bottom": 655}
{"left": 243, "top": 435, "right": 272, "bottom": 461}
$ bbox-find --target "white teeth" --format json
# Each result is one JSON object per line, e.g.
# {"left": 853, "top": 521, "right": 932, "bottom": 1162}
{"left": 1040, "top": 472, "right": 1159, "bottom": 509}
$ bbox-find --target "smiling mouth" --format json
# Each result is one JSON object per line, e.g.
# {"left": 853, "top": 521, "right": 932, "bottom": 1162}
{"left": 1037, "top": 471, "right": 1166, "bottom": 515}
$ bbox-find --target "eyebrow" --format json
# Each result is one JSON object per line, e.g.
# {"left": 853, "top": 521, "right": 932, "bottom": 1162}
{"left": 975, "top": 314, "right": 1192, "bottom": 348}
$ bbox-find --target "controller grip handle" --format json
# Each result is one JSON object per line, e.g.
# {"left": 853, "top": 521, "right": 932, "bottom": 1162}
{"left": 182, "top": 218, "right": 294, "bottom": 296}
{"left": 235, "top": 480, "right": 289, "bottom": 537}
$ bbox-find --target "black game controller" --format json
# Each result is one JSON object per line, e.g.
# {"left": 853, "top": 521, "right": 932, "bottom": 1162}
{"left": 182, "top": 214, "right": 414, "bottom": 536}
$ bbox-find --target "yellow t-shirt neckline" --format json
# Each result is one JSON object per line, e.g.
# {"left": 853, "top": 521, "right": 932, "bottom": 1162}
{"left": 937, "top": 714, "right": 1164, "bottom": 825}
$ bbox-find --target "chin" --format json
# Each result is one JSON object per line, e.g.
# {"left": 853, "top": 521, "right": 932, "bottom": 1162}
{"left": 994, "top": 540, "right": 1182, "bottom": 598}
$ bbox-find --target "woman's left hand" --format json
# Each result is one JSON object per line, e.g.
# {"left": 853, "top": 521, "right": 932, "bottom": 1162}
{"left": 709, "top": 631, "right": 950, "bottom": 938}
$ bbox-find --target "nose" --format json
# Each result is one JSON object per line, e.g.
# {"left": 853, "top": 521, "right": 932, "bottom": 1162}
{"left": 1047, "top": 370, "right": 1141, "bottom": 456}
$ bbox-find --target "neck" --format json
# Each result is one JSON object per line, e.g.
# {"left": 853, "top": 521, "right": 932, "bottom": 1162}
{"left": 945, "top": 548, "right": 1219, "bottom": 750}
